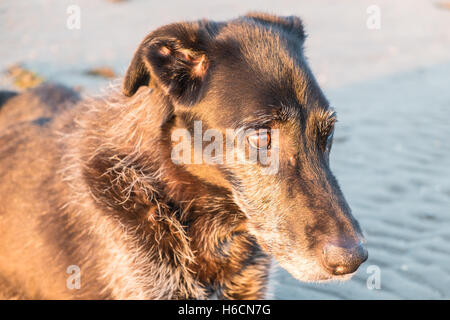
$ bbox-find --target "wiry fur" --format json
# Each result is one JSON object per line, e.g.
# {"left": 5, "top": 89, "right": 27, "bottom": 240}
{"left": 0, "top": 13, "right": 366, "bottom": 299}
{"left": 0, "top": 83, "right": 269, "bottom": 299}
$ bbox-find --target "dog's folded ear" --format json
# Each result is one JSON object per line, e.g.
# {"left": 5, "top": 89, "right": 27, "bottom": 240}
{"left": 123, "top": 23, "right": 211, "bottom": 105}
{"left": 245, "top": 12, "right": 306, "bottom": 42}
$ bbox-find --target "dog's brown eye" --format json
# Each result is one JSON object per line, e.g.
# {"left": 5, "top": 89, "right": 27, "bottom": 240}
{"left": 248, "top": 131, "right": 271, "bottom": 149}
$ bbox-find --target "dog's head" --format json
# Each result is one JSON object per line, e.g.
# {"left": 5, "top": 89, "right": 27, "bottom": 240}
{"left": 122, "top": 13, "right": 367, "bottom": 282}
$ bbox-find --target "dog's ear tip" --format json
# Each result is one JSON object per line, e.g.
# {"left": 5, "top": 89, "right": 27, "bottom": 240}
{"left": 122, "top": 90, "right": 133, "bottom": 97}
{"left": 122, "top": 52, "right": 151, "bottom": 97}
{"left": 121, "top": 78, "right": 136, "bottom": 97}
{"left": 122, "top": 84, "right": 135, "bottom": 97}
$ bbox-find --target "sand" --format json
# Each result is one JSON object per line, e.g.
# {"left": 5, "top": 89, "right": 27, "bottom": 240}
{"left": 1, "top": 0, "right": 449, "bottom": 299}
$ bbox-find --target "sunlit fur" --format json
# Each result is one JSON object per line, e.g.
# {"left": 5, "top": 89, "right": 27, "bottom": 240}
{"left": 0, "top": 13, "right": 365, "bottom": 299}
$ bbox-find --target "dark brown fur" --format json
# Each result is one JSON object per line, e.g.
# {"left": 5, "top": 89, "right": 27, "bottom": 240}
{"left": 0, "top": 13, "right": 366, "bottom": 299}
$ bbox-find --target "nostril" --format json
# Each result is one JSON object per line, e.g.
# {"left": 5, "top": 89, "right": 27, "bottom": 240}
{"left": 322, "top": 242, "right": 368, "bottom": 275}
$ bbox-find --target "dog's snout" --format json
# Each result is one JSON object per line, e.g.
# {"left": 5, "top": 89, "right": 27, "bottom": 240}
{"left": 321, "top": 241, "right": 368, "bottom": 275}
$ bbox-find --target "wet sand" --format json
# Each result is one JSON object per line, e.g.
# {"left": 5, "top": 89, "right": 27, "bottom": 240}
{"left": 1, "top": 0, "right": 449, "bottom": 299}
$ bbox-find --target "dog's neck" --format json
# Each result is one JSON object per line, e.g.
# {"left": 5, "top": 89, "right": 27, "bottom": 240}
{"left": 78, "top": 87, "right": 243, "bottom": 220}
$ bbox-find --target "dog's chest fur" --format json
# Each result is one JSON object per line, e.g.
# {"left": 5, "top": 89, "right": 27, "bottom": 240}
{"left": 41, "top": 88, "right": 270, "bottom": 299}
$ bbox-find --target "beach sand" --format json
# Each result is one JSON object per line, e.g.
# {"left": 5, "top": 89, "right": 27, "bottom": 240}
{"left": 1, "top": 0, "right": 449, "bottom": 299}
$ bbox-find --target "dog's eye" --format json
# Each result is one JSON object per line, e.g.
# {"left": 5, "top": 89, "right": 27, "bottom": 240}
{"left": 247, "top": 131, "right": 271, "bottom": 150}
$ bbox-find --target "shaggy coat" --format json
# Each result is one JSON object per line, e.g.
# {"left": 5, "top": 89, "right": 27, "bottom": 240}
{"left": 0, "top": 13, "right": 366, "bottom": 299}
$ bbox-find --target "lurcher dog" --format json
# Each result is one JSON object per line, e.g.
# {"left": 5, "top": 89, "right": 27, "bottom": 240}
{"left": 0, "top": 12, "right": 367, "bottom": 299}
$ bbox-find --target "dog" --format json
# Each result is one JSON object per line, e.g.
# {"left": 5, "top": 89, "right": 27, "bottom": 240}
{"left": 0, "top": 12, "right": 367, "bottom": 299}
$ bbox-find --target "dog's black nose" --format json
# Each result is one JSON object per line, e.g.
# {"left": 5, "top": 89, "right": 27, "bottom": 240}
{"left": 321, "top": 241, "right": 368, "bottom": 275}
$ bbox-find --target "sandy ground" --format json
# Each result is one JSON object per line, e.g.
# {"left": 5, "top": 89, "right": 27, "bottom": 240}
{"left": 1, "top": 0, "right": 449, "bottom": 299}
